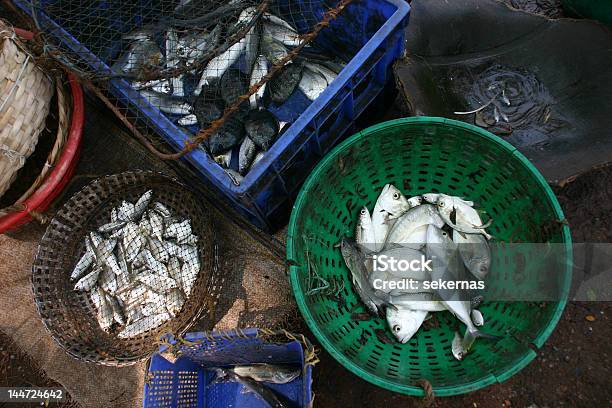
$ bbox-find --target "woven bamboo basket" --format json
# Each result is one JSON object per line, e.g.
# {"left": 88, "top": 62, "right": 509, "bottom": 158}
{"left": 33, "top": 172, "right": 222, "bottom": 366}
{"left": 0, "top": 19, "right": 62, "bottom": 204}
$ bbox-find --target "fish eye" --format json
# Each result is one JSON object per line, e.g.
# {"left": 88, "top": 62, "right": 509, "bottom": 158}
{"left": 393, "top": 325, "right": 401, "bottom": 332}
{"left": 438, "top": 201, "right": 445, "bottom": 207}
{"left": 360, "top": 208, "right": 367, "bottom": 215}
{"left": 393, "top": 192, "right": 400, "bottom": 200}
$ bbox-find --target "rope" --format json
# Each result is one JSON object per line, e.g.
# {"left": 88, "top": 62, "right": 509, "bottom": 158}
{"left": 416, "top": 379, "right": 435, "bottom": 407}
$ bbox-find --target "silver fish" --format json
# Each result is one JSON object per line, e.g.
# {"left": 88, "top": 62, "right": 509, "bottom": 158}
{"left": 147, "top": 237, "right": 170, "bottom": 263}
{"left": 96, "top": 291, "right": 114, "bottom": 332}
{"left": 71, "top": 248, "right": 94, "bottom": 281}
{"left": 178, "top": 114, "right": 198, "bottom": 126}
{"left": 249, "top": 55, "right": 268, "bottom": 109}
{"left": 165, "top": 220, "right": 193, "bottom": 244}
{"left": 152, "top": 202, "right": 171, "bottom": 218}
{"left": 117, "top": 201, "right": 136, "bottom": 222}
{"left": 194, "top": 34, "right": 248, "bottom": 95}
{"left": 386, "top": 307, "right": 428, "bottom": 343}
{"left": 250, "top": 151, "right": 265, "bottom": 169}
{"left": 110, "top": 207, "right": 118, "bottom": 223}
{"left": 106, "top": 293, "right": 126, "bottom": 325}
{"left": 298, "top": 67, "right": 328, "bottom": 101}
{"left": 74, "top": 266, "right": 102, "bottom": 291}
{"left": 99, "top": 265, "right": 118, "bottom": 295}
{"left": 139, "top": 89, "right": 192, "bottom": 115}
{"left": 262, "top": 13, "right": 296, "bottom": 31}
{"left": 136, "top": 270, "right": 177, "bottom": 293}
{"left": 165, "top": 288, "right": 185, "bottom": 317}
{"left": 123, "top": 222, "right": 145, "bottom": 263}
{"left": 231, "top": 364, "right": 300, "bottom": 384}
{"left": 179, "top": 257, "right": 199, "bottom": 296}
{"left": 133, "top": 190, "right": 153, "bottom": 220}
{"left": 148, "top": 211, "right": 164, "bottom": 241}
{"left": 264, "top": 21, "right": 302, "bottom": 47}
{"left": 355, "top": 206, "right": 376, "bottom": 252}
{"left": 176, "top": 25, "right": 221, "bottom": 65}
{"left": 239, "top": 136, "right": 257, "bottom": 175}
{"left": 374, "top": 184, "right": 412, "bottom": 219}
{"left": 167, "top": 257, "right": 182, "bottom": 281}
{"left": 452, "top": 231, "right": 491, "bottom": 280}
{"left": 118, "top": 312, "right": 170, "bottom": 338}
{"left": 340, "top": 238, "right": 395, "bottom": 316}
{"left": 163, "top": 240, "right": 182, "bottom": 258}
{"left": 132, "top": 78, "right": 173, "bottom": 94}
{"left": 385, "top": 204, "right": 445, "bottom": 247}
{"left": 98, "top": 220, "right": 126, "bottom": 234}
{"left": 304, "top": 62, "right": 337, "bottom": 85}
{"left": 426, "top": 225, "right": 498, "bottom": 351}
{"left": 422, "top": 193, "right": 474, "bottom": 207}
{"left": 142, "top": 248, "right": 169, "bottom": 276}
{"left": 435, "top": 194, "right": 492, "bottom": 239}
{"left": 112, "top": 38, "right": 162, "bottom": 75}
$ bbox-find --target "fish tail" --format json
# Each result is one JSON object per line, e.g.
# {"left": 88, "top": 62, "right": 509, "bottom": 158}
{"left": 462, "top": 328, "right": 501, "bottom": 351}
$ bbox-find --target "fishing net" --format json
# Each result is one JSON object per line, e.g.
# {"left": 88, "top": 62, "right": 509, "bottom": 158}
{"left": 14, "top": 0, "right": 356, "bottom": 179}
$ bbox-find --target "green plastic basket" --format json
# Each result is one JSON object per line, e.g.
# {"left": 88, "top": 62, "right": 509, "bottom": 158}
{"left": 287, "top": 117, "right": 572, "bottom": 396}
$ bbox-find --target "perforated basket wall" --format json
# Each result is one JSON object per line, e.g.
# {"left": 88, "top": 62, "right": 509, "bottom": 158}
{"left": 32, "top": 171, "right": 221, "bottom": 366}
{"left": 287, "top": 117, "right": 573, "bottom": 396}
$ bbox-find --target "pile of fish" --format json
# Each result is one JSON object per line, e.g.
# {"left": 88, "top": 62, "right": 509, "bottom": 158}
{"left": 70, "top": 190, "right": 200, "bottom": 339}
{"left": 340, "top": 184, "right": 498, "bottom": 360}
{"left": 112, "top": 4, "right": 344, "bottom": 184}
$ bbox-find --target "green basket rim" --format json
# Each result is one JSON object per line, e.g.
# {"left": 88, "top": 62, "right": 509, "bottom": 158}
{"left": 287, "top": 117, "right": 573, "bottom": 396}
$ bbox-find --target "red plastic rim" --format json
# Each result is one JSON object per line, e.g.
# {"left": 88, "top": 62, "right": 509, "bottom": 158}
{"left": 0, "top": 29, "right": 84, "bottom": 233}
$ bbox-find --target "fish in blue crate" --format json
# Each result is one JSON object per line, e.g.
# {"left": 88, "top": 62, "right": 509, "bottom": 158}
{"left": 110, "top": 2, "right": 346, "bottom": 184}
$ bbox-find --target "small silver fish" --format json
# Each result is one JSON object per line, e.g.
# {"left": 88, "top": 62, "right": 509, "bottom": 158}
{"left": 139, "top": 89, "right": 192, "bottom": 115}
{"left": 148, "top": 211, "right": 164, "bottom": 241}
{"left": 231, "top": 364, "right": 301, "bottom": 384}
{"left": 452, "top": 231, "right": 491, "bottom": 280}
{"left": 71, "top": 248, "right": 94, "bottom": 281}
{"left": 137, "top": 270, "right": 177, "bottom": 293}
{"left": 133, "top": 190, "right": 153, "bottom": 220}
{"left": 105, "top": 293, "right": 126, "bottom": 325}
{"left": 142, "top": 249, "right": 169, "bottom": 276}
{"left": 99, "top": 266, "right": 118, "bottom": 295}
{"left": 117, "top": 201, "right": 136, "bottom": 222}
{"left": 264, "top": 21, "right": 302, "bottom": 47}
{"left": 355, "top": 206, "right": 376, "bottom": 252}
{"left": 74, "top": 266, "right": 102, "bottom": 291}
{"left": 147, "top": 237, "right": 170, "bottom": 263}
{"left": 435, "top": 195, "right": 492, "bottom": 239}
{"left": 249, "top": 55, "right": 269, "bottom": 109}
{"left": 239, "top": 136, "right": 257, "bottom": 175}
{"left": 165, "top": 288, "right": 185, "bottom": 317}
{"left": 151, "top": 202, "right": 171, "bottom": 218}
{"left": 298, "top": 67, "right": 328, "bottom": 101}
{"left": 179, "top": 258, "right": 199, "bottom": 296}
{"left": 123, "top": 222, "right": 145, "bottom": 263}
{"left": 385, "top": 204, "right": 445, "bottom": 247}
{"left": 96, "top": 291, "right": 114, "bottom": 332}
{"left": 178, "top": 114, "right": 198, "bottom": 126}
{"left": 118, "top": 312, "right": 170, "bottom": 338}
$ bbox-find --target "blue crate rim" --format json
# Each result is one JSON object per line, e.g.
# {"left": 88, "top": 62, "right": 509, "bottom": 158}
{"left": 17, "top": 0, "right": 411, "bottom": 198}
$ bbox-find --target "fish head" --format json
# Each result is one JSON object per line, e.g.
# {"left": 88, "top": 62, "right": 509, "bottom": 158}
{"left": 376, "top": 184, "right": 410, "bottom": 218}
{"left": 422, "top": 193, "right": 439, "bottom": 204}
{"left": 357, "top": 206, "right": 372, "bottom": 228}
{"left": 386, "top": 308, "right": 424, "bottom": 343}
{"left": 435, "top": 194, "right": 454, "bottom": 213}
{"left": 407, "top": 195, "right": 423, "bottom": 208}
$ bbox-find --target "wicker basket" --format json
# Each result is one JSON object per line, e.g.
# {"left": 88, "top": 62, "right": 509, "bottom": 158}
{"left": 0, "top": 20, "right": 55, "bottom": 199}
{"left": 32, "top": 172, "right": 222, "bottom": 366}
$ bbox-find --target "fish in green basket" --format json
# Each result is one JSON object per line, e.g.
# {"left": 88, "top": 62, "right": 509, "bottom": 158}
{"left": 340, "top": 237, "right": 396, "bottom": 316}
{"left": 435, "top": 194, "right": 493, "bottom": 239}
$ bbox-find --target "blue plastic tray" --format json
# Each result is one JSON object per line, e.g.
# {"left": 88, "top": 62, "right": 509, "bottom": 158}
{"left": 18, "top": 0, "right": 410, "bottom": 231}
{"left": 144, "top": 329, "right": 312, "bottom": 408}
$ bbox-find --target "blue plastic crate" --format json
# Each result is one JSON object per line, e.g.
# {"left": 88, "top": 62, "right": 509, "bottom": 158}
{"left": 144, "top": 329, "right": 313, "bottom": 408}
{"left": 17, "top": 0, "right": 410, "bottom": 231}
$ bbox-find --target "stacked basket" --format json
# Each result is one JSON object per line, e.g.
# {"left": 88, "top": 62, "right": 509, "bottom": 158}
{"left": 0, "top": 21, "right": 82, "bottom": 232}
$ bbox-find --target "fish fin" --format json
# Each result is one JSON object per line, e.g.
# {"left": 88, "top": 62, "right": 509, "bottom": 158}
{"left": 473, "top": 218, "right": 493, "bottom": 229}
{"left": 457, "top": 231, "right": 467, "bottom": 240}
